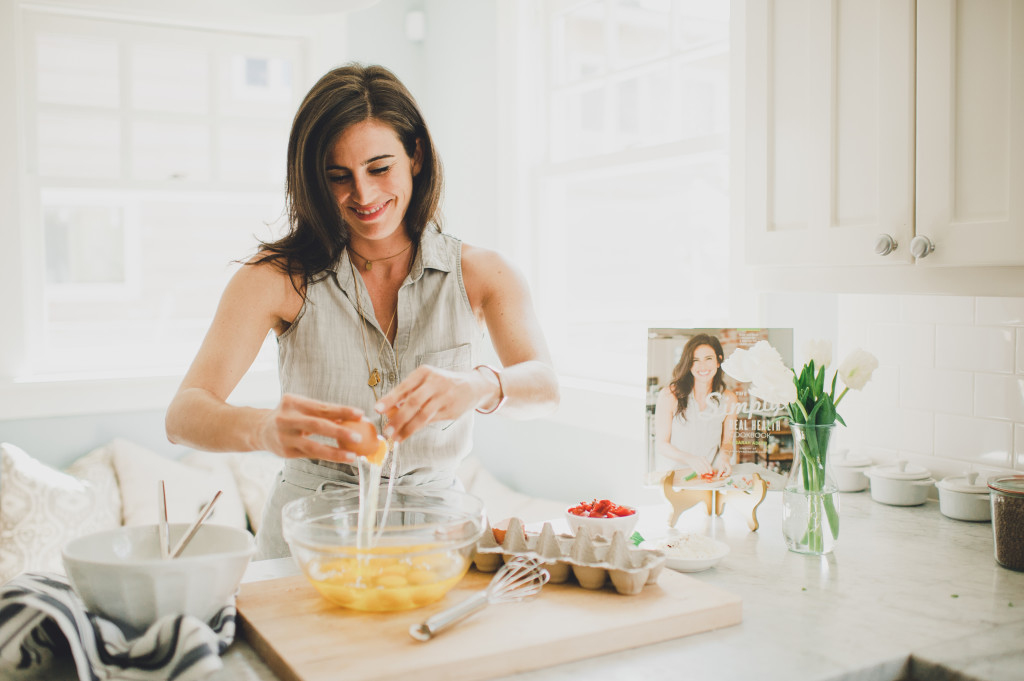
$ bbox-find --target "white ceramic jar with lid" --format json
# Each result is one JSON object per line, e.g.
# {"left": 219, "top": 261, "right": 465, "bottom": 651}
{"left": 936, "top": 472, "right": 991, "bottom": 522}
{"left": 866, "top": 460, "right": 935, "bottom": 506}
{"left": 832, "top": 449, "right": 873, "bottom": 492}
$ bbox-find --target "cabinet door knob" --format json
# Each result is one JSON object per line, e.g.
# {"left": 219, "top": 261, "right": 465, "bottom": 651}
{"left": 874, "top": 234, "right": 899, "bottom": 256}
{"left": 910, "top": 235, "right": 935, "bottom": 259}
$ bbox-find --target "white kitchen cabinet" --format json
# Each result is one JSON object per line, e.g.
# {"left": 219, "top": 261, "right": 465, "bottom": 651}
{"left": 743, "top": 0, "right": 1024, "bottom": 268}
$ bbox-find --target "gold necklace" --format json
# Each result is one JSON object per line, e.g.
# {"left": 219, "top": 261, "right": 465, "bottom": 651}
{"left": 349, "top": 257, "right": 397, "bottom": 400}
{"left": 347, "top": 241, "right": 413, "bottom": 271}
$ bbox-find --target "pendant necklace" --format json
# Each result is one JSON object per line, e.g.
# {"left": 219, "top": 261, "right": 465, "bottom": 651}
{"left": 348, "top": 240, "right": 413, "bottom": 271}
{"left": 349, "top": 256, "right": 397, "bottom": 402}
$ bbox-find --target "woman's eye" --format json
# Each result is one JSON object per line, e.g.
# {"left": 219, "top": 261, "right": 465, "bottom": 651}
{"left": 369, "top": 165, "right": 392, "bottom": 175}
{"left": 329, "top": 175, "right": 350, "bottom": 184}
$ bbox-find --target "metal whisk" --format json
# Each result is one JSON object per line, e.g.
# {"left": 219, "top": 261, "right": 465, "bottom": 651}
{"left": 409, "top": 555, "right": 550, "bottom": 641}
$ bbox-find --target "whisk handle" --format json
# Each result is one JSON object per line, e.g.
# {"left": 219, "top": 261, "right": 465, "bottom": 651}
{"left": 409, "top": 591, "right": 489, "bottom": 641}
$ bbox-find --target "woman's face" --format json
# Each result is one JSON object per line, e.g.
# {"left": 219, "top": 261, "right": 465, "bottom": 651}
{"left": 690, "top": 344, "right": 720, "bottom": 383}
{"left": 326, "top": 118, "right": 421, "bottom": 244}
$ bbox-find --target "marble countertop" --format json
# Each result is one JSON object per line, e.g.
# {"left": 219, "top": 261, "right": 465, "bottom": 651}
{"left": 217, "top": 491, "right": 1023, "bottom": 681}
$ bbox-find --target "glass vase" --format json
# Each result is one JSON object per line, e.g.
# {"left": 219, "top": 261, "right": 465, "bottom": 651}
{"left": 782, "top": 422, "right": 840, "bottom": 555}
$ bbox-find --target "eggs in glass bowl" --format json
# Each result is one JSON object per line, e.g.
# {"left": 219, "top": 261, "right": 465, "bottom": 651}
{"left": 281, "top": 486, "right": 485, "bottom": 612}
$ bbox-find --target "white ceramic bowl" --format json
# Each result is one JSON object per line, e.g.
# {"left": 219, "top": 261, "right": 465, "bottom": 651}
{"left": 565, "top": 506, "right": 639, "bottom": 542}
{"left": 62, "top": 523, "right": 254, "bottom": 632}
{"left": 866, "top": 460, "right": 935, "bottom": 506}
{"left": 937, "top": 472, "right": 992, "bottom": 522}
{"left": 641, "top": 534, "right": 729, "bottom": 573}
{"left": 833, "top": 450, "right": 873, "bottom": 492}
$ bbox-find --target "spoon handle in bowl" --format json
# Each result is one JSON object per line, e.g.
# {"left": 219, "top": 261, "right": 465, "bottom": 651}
{"left": 170, "top": 490, "right": 222, "bottom": 559}
{"left": 158, "top": 481, "right": 170, "bottom": 559}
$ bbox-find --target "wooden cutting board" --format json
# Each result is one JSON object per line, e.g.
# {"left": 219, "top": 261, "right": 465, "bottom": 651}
{"left": 236, "top": 568, "right": 742, "bottom": 681}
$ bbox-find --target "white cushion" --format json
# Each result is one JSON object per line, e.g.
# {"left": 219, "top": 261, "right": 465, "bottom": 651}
{"left": 225, "top": 452, "right": 282, "bottom": 533}
{"left": 0, "top": 443, "right": 121, "bottom": 584}
{"left": 110, "top": 439, "right": 247, "bottom": 530}
{"left": 456, "top": 456, "right": 568, "bottom": 525}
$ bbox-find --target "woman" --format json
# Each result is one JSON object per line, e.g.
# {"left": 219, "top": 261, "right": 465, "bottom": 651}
{"left": 165, "top": 64, "right": 559, "bottom": 559}
{"left": 653, "top": 333, "right": 737, "bottom": 481}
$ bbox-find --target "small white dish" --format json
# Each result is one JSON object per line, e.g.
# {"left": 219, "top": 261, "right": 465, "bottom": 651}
{"left": 641, "top": 534, "right": 729, "bottom": 573}
{"left": 564, "top": 505, "right": 639, "bottom": 542}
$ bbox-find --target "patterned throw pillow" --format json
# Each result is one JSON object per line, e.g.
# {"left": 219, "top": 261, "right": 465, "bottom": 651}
{"left": 0, "top": 443, "right": 122, "bottom": 584}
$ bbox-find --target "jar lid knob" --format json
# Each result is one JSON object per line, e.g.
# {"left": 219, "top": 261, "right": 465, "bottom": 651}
{"left": 966, "top": 471, "right": 978, "bottom": 485}
{"left": 897, "top": 459, "right": 908, "bottom": 472}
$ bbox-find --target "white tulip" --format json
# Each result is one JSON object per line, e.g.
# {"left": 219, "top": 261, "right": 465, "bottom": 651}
{"left": 721, "top": 347, "right": 754, "bottom": 382}
{"left": 750, "top": 361, "right": 798, "bottom": 405}
{"left": 837, "top": 348, "right": 879, "bottom": 390}
{"left": 804, "top": 339, "right": 832, "bottom": 369}
{"left": 748, "top": 340, "right": 785, "bottom": 367}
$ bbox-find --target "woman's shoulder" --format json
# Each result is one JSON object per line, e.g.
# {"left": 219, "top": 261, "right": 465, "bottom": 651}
{"left": 227, "top": 254, "right": 304, "bottom": 316}
{"left": 459, "top": 241, "right": 512, "bottom": 271}
{"left": 459, "top": 241, "right": 528, "bottom": 304}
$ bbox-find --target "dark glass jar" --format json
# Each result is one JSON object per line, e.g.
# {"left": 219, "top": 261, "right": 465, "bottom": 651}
{"left": 988, "top": 475, "right": 1024, "bottom": 571}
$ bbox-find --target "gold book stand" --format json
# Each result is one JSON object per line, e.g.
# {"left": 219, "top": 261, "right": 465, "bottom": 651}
{"left": 662, "top": 473, "right": 768, "bottom": 531}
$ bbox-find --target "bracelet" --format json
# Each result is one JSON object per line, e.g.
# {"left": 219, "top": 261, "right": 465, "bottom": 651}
{"left": 473, "top": 364, "right": 507, "bottom": 414}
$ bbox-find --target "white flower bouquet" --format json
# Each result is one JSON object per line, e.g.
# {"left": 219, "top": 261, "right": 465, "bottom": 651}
{"left": 722, "top": 339, "right": 879, "bottom": 553}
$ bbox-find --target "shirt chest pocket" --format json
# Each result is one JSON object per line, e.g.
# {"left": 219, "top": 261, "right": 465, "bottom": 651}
{"left": 414, "top": 343, "right": 472, "bottom": 372}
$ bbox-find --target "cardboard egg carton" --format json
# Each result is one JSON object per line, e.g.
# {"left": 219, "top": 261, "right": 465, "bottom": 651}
{"left": 471, "top": 517, "right": 666, "bottom": 595}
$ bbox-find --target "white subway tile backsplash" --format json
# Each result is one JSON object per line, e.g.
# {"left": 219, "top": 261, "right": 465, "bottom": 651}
{"left": 857, "top": 365, "right": 899, "bottom": 409}
{"left": 1018, "top": 331, "right": 1024, "bottom": 374}
{"left": 1015, "top": 423, "right": 1024, "bottom": 469}
{"left": 767, "top": 293, "right": 1024, "bottom": 479}
{"left": 850, "top": 405, "right": 933, "bottom": 456}
{"left": 974, "top": 374, "right": 1024, "bottom": 421}
{"left": 900, "top": 367, "right": 973, "bottom": 414}
{"left": 839, "top": 294, "right": 901, "bottom": 324}
{"left": 933, "top": 414, "right": 1012, "bottom": 467}
{"left": 899, "top": 324, "right": 936, "bottom": 368}
{"left": 976, "top": 297, "right": 1024, "bottom": 326}
{"left": 899, "top": 409, "right": 935, "bottom": 456}
{"left": 899, "top": 295, "right": 974, "bottom": 325}
{"left": 935, "top": 325, "right": 1015, "bottom": 373}
{"left": 856, "top": 405, "right": 901, "bottom": 449}
{"left": 865, "top": 324, "right": 902, "bottom": 367}
{"left": 836, "top": 321, "right": 869, "bottom": 354}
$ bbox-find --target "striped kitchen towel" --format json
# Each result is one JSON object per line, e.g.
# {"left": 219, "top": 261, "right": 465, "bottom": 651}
{"left": 0, "top": 572, "right": 235, "bottom": 681}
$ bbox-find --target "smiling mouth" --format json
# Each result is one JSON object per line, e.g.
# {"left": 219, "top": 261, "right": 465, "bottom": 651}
{"left": 351, "top": 201, "right": 390, "bottom": 220}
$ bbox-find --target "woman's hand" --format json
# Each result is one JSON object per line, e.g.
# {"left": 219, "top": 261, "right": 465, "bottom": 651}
{"left": 374, "top": 365, "right": 494, "bottom": 442}
{"left": 685, "top": 454, "right": 714, "bottom": 477}
{"left": 258, "top": 393, "right": 369, "bottom": 463}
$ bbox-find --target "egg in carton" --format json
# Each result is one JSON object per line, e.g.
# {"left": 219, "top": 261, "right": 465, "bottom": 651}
{"left": 472, "top": 517, "right": 666, "bottom": 595}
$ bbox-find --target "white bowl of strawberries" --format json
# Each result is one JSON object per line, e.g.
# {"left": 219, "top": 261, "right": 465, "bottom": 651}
{"left": 565, "top": 499, "right": 639, "bottom": 542}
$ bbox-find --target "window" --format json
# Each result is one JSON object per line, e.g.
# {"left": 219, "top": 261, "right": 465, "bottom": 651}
{"left": 521, "top": 0, "right": 731, "bottom": 385}
{"left": 19, "top": 11, "right": 303, "bottom": 379}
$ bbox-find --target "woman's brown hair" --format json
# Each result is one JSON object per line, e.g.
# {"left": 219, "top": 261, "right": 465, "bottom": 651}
{"left": 253, "top": 63, "right": 444, "bottom": 286}
{"left": 669, "top": 334, "right": 726, "bottom": 419}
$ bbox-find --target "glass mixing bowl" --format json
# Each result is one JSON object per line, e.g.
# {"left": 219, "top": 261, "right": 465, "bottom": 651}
{"left": 281, "top": 486, "right": 485, "bottom": 612}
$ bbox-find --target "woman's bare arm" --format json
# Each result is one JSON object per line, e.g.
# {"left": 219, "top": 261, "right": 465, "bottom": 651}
{"left": 166, "top": 260, "right": 367, "bottom": 461}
